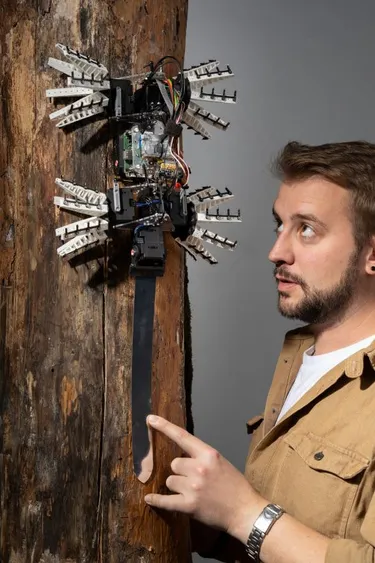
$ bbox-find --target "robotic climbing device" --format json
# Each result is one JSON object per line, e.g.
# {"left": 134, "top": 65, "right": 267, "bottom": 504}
{"left": 46, "top": 43, "right": 241, "bottom": 276}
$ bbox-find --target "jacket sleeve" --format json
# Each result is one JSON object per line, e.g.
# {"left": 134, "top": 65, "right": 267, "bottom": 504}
{"left": 325, "top": 491, "right": 375, "bottom": 563}
{"left": 325, "top": 539, "right": 374, "bottom": 563}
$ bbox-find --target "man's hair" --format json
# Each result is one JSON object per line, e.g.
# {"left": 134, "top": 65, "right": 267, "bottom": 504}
{"left": 272, "top": 140, "right": 375, "bottom": 247}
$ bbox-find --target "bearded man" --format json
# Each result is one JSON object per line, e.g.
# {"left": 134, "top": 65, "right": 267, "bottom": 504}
{"left": 144, "top": 140, "right": 375, "bottom": 563}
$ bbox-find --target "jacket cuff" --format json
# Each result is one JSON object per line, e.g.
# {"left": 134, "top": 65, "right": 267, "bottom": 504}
{"left": 325, "top": 538, "right": 374, "bottom": 563}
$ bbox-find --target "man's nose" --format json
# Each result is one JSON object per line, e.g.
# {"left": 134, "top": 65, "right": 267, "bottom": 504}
{"left": 268, "top": 233, "right": 294, "bottom": 265}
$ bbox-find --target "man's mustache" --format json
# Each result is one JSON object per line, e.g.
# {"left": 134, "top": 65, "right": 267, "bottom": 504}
{"left": 274, "top": 267, "right": 305, "bottom": 287}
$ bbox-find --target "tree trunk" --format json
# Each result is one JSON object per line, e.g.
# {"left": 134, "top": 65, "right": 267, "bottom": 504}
{"left": 0, "top": 1, "right": 191, "bottom": 561}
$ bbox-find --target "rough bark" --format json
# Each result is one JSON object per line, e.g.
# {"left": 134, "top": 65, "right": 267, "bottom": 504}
{"left": 0, "top": 1, "right": 191, "bottom": 561}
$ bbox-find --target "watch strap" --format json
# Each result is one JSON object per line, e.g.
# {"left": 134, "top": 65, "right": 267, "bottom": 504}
{"left": 245, "top": 503, "right": 285, "bottom": 561}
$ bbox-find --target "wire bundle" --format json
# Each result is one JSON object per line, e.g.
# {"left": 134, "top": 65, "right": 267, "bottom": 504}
{"left": 146, "top": 56, "right": 189, "bottom": 187}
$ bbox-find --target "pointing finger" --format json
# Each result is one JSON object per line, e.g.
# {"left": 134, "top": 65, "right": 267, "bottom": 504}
{"left": 145, "top": 492, "right": 186, "bottom": 512}
{"left": 147, "top": 415, "right": 207, "bottom": 458}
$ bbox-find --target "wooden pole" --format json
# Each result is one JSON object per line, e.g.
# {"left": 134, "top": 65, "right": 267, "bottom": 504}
{"left": 0, "top": 1, "right": 191, "bottom": 561}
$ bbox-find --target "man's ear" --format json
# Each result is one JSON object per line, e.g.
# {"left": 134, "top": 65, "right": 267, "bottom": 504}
{"left": 365, "top": 235, "right": 375, "bottom": 274}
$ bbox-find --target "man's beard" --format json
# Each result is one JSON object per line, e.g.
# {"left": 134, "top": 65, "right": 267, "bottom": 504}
{"left": 275, "top": 247, "right": 361, "bottom": 325}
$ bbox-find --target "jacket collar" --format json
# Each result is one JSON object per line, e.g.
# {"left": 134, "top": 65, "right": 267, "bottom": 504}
{"left": 252, "top": 326, "right": 375, "bottom": 448}
{"left": 285, "top": 325, "right": 375, "bottom": 379}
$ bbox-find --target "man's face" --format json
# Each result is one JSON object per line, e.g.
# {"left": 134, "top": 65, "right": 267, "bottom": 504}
{"left": 268, "top": 177, "right": 364, "bottom": 325}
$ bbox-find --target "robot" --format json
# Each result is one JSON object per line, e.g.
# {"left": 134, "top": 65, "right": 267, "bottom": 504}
{"left": 46, "top": 44, "right": 241, "bottom": 276}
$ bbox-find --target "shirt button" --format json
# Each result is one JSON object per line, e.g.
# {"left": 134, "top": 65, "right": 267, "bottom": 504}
{"left": 314, "top": 451, "right": 324, "bottom": 460}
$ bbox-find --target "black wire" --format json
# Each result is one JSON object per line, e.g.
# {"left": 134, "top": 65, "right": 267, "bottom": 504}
{"left": 149, "top": 55, "right": 182, "bottom": 78}
{"left": 146, "top": 55, "right": 185, "bottom": 119}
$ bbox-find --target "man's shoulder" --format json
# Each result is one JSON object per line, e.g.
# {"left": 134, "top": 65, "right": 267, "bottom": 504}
{"left": 283, "top": 323, "right": 314, "bottom": 341}
{"left": 274, "top": 324, "right": 315, "bottom": 359}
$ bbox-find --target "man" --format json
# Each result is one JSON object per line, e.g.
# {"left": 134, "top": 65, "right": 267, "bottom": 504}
{"left": 144, "top": 140, "right": 375, "bottom": 562}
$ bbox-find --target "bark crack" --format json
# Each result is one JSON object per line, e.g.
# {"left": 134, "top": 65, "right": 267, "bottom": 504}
{"left": 95, "top": 257, "right": 107, "bottom": 560}
{"left": 39, "top": 0, "right": 52, "bottom": 15}
{"left": 8, "top": 233, "right": 16, "bottom": 283}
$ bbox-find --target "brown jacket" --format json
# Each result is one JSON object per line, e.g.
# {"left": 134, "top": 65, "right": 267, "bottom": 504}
{"left": 198, "top": 326, "right": 375, "bottom": 562}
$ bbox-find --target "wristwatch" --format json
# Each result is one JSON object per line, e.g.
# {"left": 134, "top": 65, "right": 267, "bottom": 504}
{"left": 245, "top": 503, "right": 285, "bottom": 561}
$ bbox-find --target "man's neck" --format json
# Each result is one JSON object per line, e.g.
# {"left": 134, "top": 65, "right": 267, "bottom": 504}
{"left": 311, "top": 298, "right": 375, "bottom": 355}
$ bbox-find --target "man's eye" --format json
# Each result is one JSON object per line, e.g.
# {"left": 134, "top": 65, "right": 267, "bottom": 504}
{"left": 273, "top": 220, "right": 283, "bottom": 234}
{"left": 301, "top": 224, "right": 314, "bottom": 238}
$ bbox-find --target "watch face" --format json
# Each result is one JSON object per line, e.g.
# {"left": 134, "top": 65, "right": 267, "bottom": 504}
{"left": 264, "top": 506, "right": 276, "bottom": 519}
{"left": 254, "top": 504, "right": 283, "bottom": 534}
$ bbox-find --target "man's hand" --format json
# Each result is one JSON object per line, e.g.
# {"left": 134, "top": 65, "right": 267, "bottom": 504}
{"left": 144, "top": 415, "right": 266, "bottom": 542}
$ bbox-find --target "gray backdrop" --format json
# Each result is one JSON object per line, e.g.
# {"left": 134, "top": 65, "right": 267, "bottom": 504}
{"left": 183, "top": 1, "right": 375, "bottom": 561}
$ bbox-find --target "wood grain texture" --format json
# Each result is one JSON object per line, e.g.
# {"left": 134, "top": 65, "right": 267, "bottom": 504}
{"left": 0, "top": 0, "right": 190, "bottom": 561}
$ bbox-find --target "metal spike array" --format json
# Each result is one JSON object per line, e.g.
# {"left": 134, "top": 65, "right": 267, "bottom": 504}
{"left": 181, "top": 112, "right": 211, "bottom": 139}
{"left": 54, "top": 178, "right": 109, "bottom": 257}
{"left": 191, "top": 227, "right": 237, "bottom": 250}
{"left": 46, "top": 44, "right": 111, "bottom": 123}
{"left": 176, "top": 236, "right": 218, "bottom": 264}
{"left": 183, "top": 186, "right": 242, "bottom": 263}
{"left": 187, "top": 186, "right": 234, "bottom": 213}
{"left": 190, "top": 87, "right": 237, "bottom": 104}
{"left": 57, "top": 230, "right": 108, "bottom": 258}
{"left": 46, "top": 44, "right": 237, "bottom": 142}
{"left": 181, "top": 60, "right": 236, "bottom": 139}
{"left": 203, "top": 208, "right": 241, "bottom": 221}
{"left": 186, "top": 101, "right": 230, "bottom": 132}
{"left": 49, "top": 92, "right": 109, "bottom": 128}
{"left": 55, "top": 43, "right": 109, "bottom": 81}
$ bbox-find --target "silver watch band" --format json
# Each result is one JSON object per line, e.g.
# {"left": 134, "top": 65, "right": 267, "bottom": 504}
{"left": 245, "top": 503, "right": 285, "bottom": 561}
{"left": 246, "top": 526, "right": 266, "bottom": 561}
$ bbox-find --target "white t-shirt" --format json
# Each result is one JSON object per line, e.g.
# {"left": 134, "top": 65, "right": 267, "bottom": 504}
{"left": 276, "top": 334, "right": 375, "bottom": 423}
